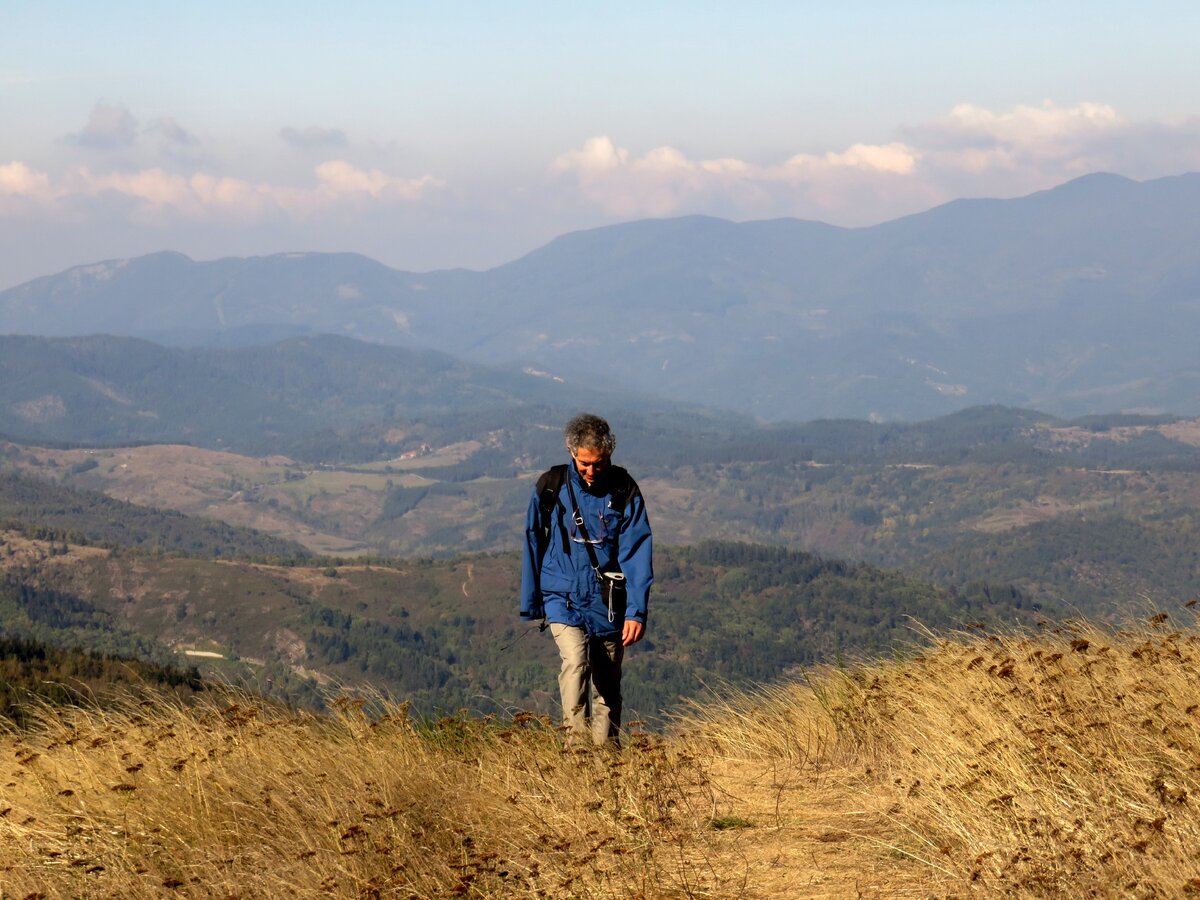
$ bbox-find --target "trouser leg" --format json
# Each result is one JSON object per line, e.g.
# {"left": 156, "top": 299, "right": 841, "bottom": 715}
{"left": 550, "top": 623, "right": 589, "bottom": 741}
{"left": 588, "top": 635, "right": 624, "bottom": 746}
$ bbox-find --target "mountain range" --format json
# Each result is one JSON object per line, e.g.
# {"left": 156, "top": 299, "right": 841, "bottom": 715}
{"left": 4, "top": 172, "right": 1200, "bottom": 421}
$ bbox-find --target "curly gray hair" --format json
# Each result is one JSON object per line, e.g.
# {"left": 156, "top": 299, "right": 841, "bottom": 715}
{"left": 564, "top": 413, "right": 616, "bottom": 455}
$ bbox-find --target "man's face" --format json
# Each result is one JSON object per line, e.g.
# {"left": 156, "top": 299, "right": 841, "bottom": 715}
{"left": 571, "top": 446, "right": 610, "bottom": 487}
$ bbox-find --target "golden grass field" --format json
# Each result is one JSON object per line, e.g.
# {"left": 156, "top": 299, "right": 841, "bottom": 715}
{"left": 3, "top": 614, "right": 1200, "bottom": 897}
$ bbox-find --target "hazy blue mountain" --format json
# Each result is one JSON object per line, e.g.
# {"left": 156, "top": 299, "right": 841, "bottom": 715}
{"left": 5, "top": 173, "right": 1200, "bottom": 421}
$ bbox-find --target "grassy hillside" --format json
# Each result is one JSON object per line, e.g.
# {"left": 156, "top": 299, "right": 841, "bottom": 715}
{"left": 3, "top": 613, "right": 1197, "bottom": 897}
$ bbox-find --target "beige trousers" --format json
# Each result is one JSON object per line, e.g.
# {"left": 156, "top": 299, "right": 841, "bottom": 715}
{"left": 550, "top": 623, "right": 624, "bottom": 745}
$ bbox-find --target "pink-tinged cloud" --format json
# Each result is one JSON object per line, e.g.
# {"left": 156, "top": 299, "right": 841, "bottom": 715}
{"left": 552, "top": 135, "right": 920, "bottom": 219}
{"left": 552, "top": 102, "right": 1200, "bottom": 223}
{"left": 0, "top": 161, "right": 55, "bottom": 198}
{"left": 933, "top": 101, "right": 1122, "bottom": 149}
{"left": 910, "top": 101, "right": 1200, "bottom": 196}
{"left": 0, "top": 161, "right": 444, "bottom": 221}
{"left": 313, "top": 160, "right": 442, "bottom": 200}
{"left": 0, "top": 161, "right": 61, "bottom": 214}
{"left": 814, "top": 143, "right": 919, "bottom": 174}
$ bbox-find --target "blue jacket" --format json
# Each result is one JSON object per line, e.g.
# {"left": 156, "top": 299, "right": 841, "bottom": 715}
{"left": 520, "top": 461, "right": 653, "bottom": 638}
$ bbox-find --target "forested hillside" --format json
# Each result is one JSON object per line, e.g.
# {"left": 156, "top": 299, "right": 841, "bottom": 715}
{"left": 1, "top": 528, "right": 1041, "bottom": 722}
{"left": 0, "top": 333, "right": 725, "bottom": 459}
{"left": 5, "top": 405, "right": 1200, "bottom": 611}
{"left": 0, "top": 634, "right": 206, "bottom": 726}
{"left": 0, "top": 471, "right": 309, "bottom": 559}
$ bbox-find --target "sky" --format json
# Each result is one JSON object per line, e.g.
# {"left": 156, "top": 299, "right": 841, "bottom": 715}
{"left": 3, "top": 1, "right": 1200, "bottom": 289}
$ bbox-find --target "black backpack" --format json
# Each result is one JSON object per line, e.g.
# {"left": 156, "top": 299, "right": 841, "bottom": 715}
{"left": 534, "top": 463, "right": 637, "bottom": 557}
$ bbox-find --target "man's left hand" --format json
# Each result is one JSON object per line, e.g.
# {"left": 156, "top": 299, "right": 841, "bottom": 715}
{"left": 622, "top": 619, "right": 644, "bottom": 647}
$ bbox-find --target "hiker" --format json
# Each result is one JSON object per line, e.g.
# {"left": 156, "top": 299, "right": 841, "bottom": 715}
{"left": 520, "top": 413, "right": 653, "bottom": 745}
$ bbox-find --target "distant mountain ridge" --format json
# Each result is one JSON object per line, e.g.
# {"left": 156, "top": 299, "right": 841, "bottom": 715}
{"left": 5, "top": 172, "right": 1200, "bottom": 421}
{"left": 0, "top": 333, "right": 729, "bottom": 459}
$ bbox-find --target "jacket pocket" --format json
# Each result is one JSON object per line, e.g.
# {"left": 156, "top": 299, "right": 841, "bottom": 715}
{"left": 539, "top": 571, "right": 574, "bottom": 593}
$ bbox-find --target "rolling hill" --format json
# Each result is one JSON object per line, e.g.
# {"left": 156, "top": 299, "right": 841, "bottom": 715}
{"left": 5, "top": 173, "right": 1200, "bottom": 420}
{"left": 0, "top": 332, "right": 734, "bottom": 460}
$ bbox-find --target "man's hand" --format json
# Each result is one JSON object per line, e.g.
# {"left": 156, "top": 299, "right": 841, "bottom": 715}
{"left": 622, "top": 619, "right": 644, "bottom": 647}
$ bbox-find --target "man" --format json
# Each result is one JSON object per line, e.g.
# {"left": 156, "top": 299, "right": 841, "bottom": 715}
{"left": 520, "top": 413, "right": 653, "bottom": 745}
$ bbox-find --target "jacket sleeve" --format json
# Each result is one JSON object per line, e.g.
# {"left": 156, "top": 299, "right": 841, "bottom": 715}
{"left": 616, "top": 483, "right": 653, "bottom": 623}
{"left": 519, "top": 486, "right": 544, "bottom": 620}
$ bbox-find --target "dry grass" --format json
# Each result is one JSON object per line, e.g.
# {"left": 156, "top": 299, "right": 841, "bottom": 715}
{"left": 7, "top": 613, "right": 1200, "bottom": 897}
{"left": 0, "top": 695, "right": 725, "bottom": 898}
{"left": 679, "top": 613, "right": 1200, "bottom": 896}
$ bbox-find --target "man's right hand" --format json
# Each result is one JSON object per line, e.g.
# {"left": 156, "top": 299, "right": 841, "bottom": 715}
{"left": 621, "top": 619, "right": 644, "bottom": 647}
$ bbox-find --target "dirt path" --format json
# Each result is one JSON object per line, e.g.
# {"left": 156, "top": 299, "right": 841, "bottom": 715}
{"left": 698, "top": 758, "right": 954, "bottom": 898}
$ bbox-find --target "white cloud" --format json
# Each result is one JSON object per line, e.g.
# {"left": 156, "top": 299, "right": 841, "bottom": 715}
{"left": 0, "top": 161, "right": 61, "bottom": 214}
{"left": 313, "top": 160, "right": 441, "bottom": 201}
{"left": 0, "top": 161, "right": 55, "bottom": 198}
{"left": 908, "top": 101, "right": 1130, "bottom": 178}
{"left": 906, "top": 101, "right": 1200, "bottom": 195}
{"left": 552, "top": 135, "right": 920, "bottom": 218}
{"left": 68, "top": 101, "right": 139, "bottom": 150}
{"left": 5, "top": 98, "right": 1200, "bottom": 285}
{"left": 932, "top": 101, "right": 1121, "bottom": 149}
{"left": 551, "top": 136, "right": 628, "bottom": 173}
{"left": 0, "top": 160, "right": 444, "bottom": 221}
{"left": 552, "top": 102, "right": 1200, "bottom": 222}
{"left": 82, "top": 168, "right": 199, "bottom": 211}
{"left": 814, "top": 142, "right": 918, "bottom": 174}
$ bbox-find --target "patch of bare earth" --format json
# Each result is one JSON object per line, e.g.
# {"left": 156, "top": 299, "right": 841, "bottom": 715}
{"left": 1160, "top": 418, "right": 1200, "bottom": 446}
{"left": 267, "top": 627, "right": 307, "bottom": 663}
{"left": 205, "top": 498, "right": 366, "bottom": 555}
{"left": 77, "top": 444, "right": 282, "bottom": 508}
{"left": 0, "top": 530, "right": 109, "bottom": 570}
{"left": 3, "top": 442, "right": 365, "bottom": 551}
{"left": 969, "top": 495, "right": 1076, "bottom": 533}
{"left": 387, "top": 439, "right": 482, "bottom": 469}
{"left": 1039, "top": 417, "right": 1200, "bottom": 451}
{"left": 1040, "top": 425, "right": 1141, "bottom": 448}
{"left": 701, "top": 759, "right": 949, "bottom": 897}
{"left": 304, "top": 484, "right": 384, "bottom": 534}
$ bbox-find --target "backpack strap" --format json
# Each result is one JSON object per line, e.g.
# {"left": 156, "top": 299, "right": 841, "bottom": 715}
{"left": 535, "top": 464, "right": 570, "bottom": 556}
{"left": 604, "top": 465, "right": 637, "bottom": 515}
